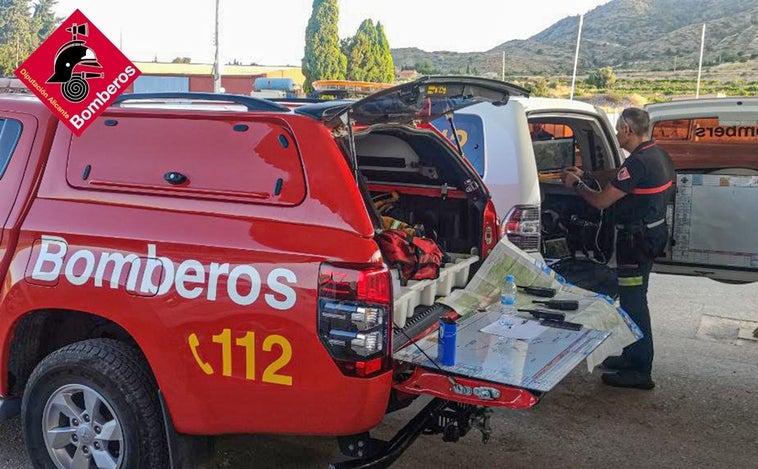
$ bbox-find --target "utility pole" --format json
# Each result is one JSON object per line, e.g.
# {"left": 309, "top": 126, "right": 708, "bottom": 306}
{"left": 570, "top": 14, "right": 584, "bottom": 100}
{"left": 696, "top": 23, "right": 705, "bottom": 99}
{"left": 213, "top": 0, "right": 222, "bottom": 93}
{"left": 502, "top": 51, "right": 505, "bottom": 81}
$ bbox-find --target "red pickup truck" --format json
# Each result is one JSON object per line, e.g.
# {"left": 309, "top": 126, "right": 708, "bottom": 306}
{"left": 0, "top": 77, "right": 542, "bottom": 468}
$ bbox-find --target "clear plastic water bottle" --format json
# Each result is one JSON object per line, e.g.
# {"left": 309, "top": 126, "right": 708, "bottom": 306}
{"left": 501, "top": 274, "right": 517, "bottom": 314}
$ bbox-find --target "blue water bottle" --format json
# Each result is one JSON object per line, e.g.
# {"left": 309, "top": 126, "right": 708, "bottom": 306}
{"left": 501, "top": 274, "right": 517, "bottom": 314}
{"left": 438, "top": 317, "right": 457, "bottom": 366}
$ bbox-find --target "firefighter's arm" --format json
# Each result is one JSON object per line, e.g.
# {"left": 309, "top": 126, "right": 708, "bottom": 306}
{"left": 563, "top": 167, "right": 618, "bottom": 187}
{"left": 584, "top": 168, "right": 619, "bottom": 187}
{"left": 562, "top": 171, "right": 626, "bottom": 210}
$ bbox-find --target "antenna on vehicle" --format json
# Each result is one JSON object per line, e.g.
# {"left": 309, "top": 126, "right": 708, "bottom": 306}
{"left": 0, "top": 77, "right": 28, "bottom": 93}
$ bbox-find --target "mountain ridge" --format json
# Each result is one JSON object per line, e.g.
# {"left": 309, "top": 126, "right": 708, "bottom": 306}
{"left": 390, "top": 0, "right": 758, "bottom": 77}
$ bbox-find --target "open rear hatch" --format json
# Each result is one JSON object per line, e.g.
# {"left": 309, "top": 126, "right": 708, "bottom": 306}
{"left": 323, "top": 79, "right": 634, "bottom": 469}
{"left": 298, "top": 75, "right": 529, "bottom": 127}
{"left": 298, "top": 76, "right": 531, "bottom": 337}
{"left": 307, "top": 76, "right": 619, "bottom": 391}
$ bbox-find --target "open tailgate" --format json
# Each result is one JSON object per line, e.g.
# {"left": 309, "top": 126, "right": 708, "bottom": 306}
{"left": 391, "top": 238, "right": 640, "bottom": 408}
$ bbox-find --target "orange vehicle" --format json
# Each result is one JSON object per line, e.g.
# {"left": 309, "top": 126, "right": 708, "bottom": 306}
{"left": 311, "top": 79, "right": 393, "bottom": 99}
{"left": 645, "top": 97, "right": 758, "bottom": 283}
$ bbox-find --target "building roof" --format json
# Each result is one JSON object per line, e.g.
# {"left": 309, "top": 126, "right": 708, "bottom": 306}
{"left": 133, "top": 62, "right": 305, "bottom": 85}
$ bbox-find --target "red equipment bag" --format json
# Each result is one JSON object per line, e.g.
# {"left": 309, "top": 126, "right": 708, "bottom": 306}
{"left": 375, "top": 229, "right": 444, "bottom": 282}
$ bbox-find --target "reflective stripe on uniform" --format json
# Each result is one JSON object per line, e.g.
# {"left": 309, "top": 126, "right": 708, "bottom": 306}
{"left": 618, "top": 276, "right": 644, "bottom": 287}
{"left": 639, "top": 142, "right": 656, "bottom": 151}
{"left": 632, "top": 180, "right": 672, "bottom": 195}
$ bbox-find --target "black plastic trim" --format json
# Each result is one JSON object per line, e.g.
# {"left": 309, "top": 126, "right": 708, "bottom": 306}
{"left": 393, "top": 303, "right": 452, "bottom": 351}
{"left": 0, "top": 396, "right": 21, "bottom": 421}
{"left": 329, "top": 398, "right": 448, "bottom": 469}
{"left": 159, "top": 391, "right": 213, "bottom": 469}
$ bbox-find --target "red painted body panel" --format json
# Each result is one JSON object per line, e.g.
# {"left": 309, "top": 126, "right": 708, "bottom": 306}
{"left": 0, "top": 102, "right": 389, "bottom": 435}
{"left": 393, "top": 369, "right": 539, "bottom": 409}
{"left": 0, "top": 100, "right": 59, "bottom": 394}
{"left": 67, "top": 113, "right": 308, "bottom": 205}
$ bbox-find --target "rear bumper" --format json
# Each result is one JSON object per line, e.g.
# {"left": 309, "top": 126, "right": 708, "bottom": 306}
{"left": 330, "top": 398, "right": 449, "bottom": 469}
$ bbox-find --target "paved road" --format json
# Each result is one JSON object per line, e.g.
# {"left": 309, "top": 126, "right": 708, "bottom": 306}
{"left": 2, "top": 273, "right": 757, "bottom": 468}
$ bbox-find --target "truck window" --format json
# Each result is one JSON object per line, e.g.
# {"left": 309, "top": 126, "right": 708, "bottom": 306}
{"left": 652, "top": 118, "right": 758, "bottom": 170}
{"left": 0, "top": 119, "right": 23, "bottom": 179}
{"left": 66, "top": 116, "right": 307, "bottom": 205}
{"left": 532, "top": 138, "right": 576, "bottom": 173}
{"left": 529, "top": 123, "right": 574, "bottom": 140}
{"left": 529, "top": 123, "right": 580, "bottom": 177}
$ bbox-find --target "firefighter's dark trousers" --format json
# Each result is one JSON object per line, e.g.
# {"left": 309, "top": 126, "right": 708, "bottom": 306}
{"left": 614, "top": 223, "right": 668, "bottom": 375}
{"left": 617, "top": 259, "right": 654, "bottom": 374}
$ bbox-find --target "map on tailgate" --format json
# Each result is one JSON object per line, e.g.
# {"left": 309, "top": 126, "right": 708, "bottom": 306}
{"left": 393, "top": 238, "right": 641, "bottom": 392}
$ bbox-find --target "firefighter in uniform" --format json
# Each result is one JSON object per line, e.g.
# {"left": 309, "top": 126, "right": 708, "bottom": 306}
{"left": 562, "top": 107, "right": 674, "bottom": 390}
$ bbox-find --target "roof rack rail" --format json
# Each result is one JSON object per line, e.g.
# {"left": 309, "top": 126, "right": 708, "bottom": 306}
{"left": 112, "top": 92, "right": 291, "bottom": 112}
{"left": 0, "top": 77, "right": 30, "bottom": 94}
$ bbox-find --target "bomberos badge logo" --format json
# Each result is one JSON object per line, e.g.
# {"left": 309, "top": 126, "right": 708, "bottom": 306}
{"left": 13, "top": 9, "right": 140, "bottom": 136}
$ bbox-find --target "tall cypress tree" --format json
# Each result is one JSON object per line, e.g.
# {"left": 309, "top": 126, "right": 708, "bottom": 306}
{"left": 345, "top": 19, "right": 377, "bottom": 82}
{"left": 302, "top": 0, "right": 346, "bottom": 95}
{"left": 375, "top": 22, "right": 395, "bottom": 83}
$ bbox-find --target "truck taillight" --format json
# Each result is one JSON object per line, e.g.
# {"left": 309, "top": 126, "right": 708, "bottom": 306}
{"left": 318, "top": 263, "right": 392, "bottom": 377}
{"left": 502, "top": 204, "right": 541, "bottom": 252}
{"left": 481, "top": 199, "right": 499, "bottom": 259}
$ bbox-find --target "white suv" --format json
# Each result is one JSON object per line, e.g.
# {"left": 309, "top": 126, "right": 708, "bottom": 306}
{"left": 434, "top": 95, "right": 758, "bottom": 285}
{"left": 434, "top": 97, "right": 622, "bottom": 252}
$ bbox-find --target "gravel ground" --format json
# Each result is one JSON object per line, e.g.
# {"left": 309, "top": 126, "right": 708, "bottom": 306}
{"left": 1, "top": 273, "right": 757, "bottom": 468}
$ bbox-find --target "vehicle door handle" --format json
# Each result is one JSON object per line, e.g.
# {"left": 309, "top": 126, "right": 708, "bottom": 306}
{"left": 164, "top": 171, "right": 188, "bottom": 185}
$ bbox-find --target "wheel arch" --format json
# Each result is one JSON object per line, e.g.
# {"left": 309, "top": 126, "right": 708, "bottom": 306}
{"left": 6, "top": 309, "right": 153, "bottom": 397}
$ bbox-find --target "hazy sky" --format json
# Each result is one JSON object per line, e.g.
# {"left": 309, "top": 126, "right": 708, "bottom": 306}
{"left": 54, "top": 0, "right": 610, "bottom": 65}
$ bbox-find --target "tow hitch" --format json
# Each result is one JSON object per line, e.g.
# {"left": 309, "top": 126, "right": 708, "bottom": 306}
{"left": 423, "top": 401, "right": 493, "bottom": 444}
{"left": 330, "top": 399, "right": 493, "bottom": 469}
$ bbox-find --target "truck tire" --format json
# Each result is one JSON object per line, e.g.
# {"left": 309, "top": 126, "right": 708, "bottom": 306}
{"left": 21, "top": 338, "right": 169, "bottom": 469}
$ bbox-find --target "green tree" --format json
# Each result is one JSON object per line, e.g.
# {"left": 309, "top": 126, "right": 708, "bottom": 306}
{"left": 586, "top": 66, "right": 617, "bottom": 89}
{"left": 31, "top": 0, "right": 60, "bottom": 42}
{"left": 374, "top": 21, "right": 394, "bottom": 83}
{"left": 0, "top": 0, "right": 36, "bottom": 75}
{"left": 529, "top": 77, "right": 549, "bottom": 97}
{"left": 415, "top": 60, "right": 439, "bottom": 75}
{"left": 345, "top": 19, "right": 377, "bottom": 82}
{"left": 0, "top": 0, "right": 60, "bottom": 75}
{"left": 344, "top": 20, "right": 394, "bottom": 83}
{"left": 302, "top": 0, "right": 346, "bottom": 95}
